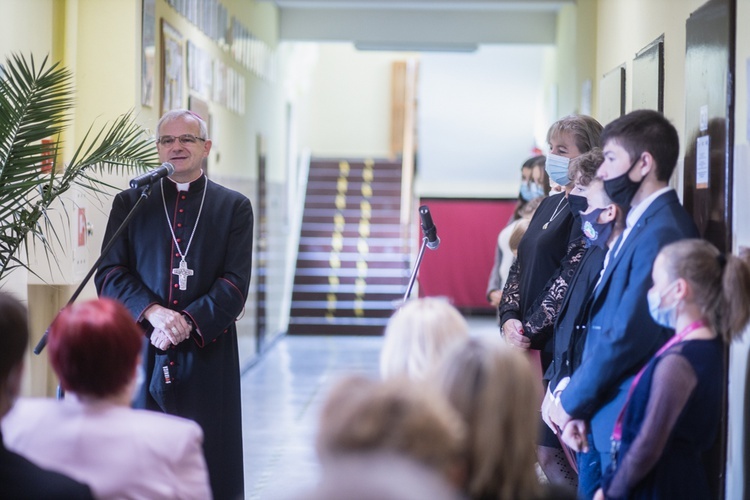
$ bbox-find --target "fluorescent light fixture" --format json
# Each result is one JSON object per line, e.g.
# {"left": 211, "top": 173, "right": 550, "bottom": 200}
{"left": 354, "top": 41, "right": 478, "bottom": 52}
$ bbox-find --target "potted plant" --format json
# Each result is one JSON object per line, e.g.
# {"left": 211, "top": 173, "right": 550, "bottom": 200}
{"left": 0, "top": 53, "right": 157, "bottom": 281}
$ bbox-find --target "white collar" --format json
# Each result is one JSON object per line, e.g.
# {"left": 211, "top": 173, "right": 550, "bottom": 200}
{"left": 167, "top": 170, "right": 204, "bottom": 192}
{"left": 625, "top": 186, "right": 672, "bottom": 228}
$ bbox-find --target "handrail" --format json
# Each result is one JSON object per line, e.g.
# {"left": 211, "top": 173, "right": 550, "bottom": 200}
{"left": 280, "top": 147, "right": 311, "bottom": 330}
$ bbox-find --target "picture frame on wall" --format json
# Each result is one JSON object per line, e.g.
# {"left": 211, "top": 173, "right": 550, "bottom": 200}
{"left": 161, "top": 20, "right": 185, "bottom": 115}
{"left": 600, "top": 64, "right": 626, "bottom": 126}
{"left": 188, "top": 96, "right": 210, "bottom": 176}
{"left": 141, "top": 0, "right": 156, "bottom": 107}
{"left": 632, "top": 35, "right": 665, "bottom": 112}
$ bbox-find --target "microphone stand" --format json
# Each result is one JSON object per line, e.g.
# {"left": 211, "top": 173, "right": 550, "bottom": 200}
{"left": 34, "top": 184, "right": 155, "bottom": 373}
{"left": 403, "top": 236, "right": 429, "bottom": 303}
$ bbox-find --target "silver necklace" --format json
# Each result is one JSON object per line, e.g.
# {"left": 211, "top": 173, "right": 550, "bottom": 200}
{"left": 161, "top": 178, "right": 208, "bottom": 290}
{"left": 542, "top": 195, "right": 568, "bottom": 230}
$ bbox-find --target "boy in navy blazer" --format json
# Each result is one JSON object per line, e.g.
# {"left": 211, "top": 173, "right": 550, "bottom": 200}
{"left": 549, "top": 110, "right": 699, "bottom": 495}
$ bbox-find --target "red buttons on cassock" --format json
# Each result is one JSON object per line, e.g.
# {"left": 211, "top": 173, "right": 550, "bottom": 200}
{"left": 169, "top": 361, "right": 175, "bottom": 366}
{"left": 179, "top": 209, "right": 184, "bottom": 213}
{"left": 173, "top": 300, "right": 178, "bottom": 305}
{"left": 181, "top": 195, "right": 186, "bottom": 200}
{"left": 174, "top": 284, "right": 179, "bottom": 288}
{"left": 177, "top": 223, "right": 182, "bottom": 228}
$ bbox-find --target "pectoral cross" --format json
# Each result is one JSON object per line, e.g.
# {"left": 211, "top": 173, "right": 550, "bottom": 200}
{"left": 172, "top": 259, "right": 194, "bottom": 291}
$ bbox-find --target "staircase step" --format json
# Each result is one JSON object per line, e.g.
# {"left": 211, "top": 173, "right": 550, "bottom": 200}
{"left": 292, "top": 267, "right": 409, "bottom": 278}
{"left": 299, "top": 235, "right": 405, "bottom": 246}
{"left": 287, "top": 320, "right": 387, "bottom": 336}
{"left": 296, "top": 251, "right": 408, "bottom": 262}
{"left": 307, "top": 180, "right": 402, "bottom": 190}
{"left": 292, "top": 283, "right": 405, "bottom": 293}
{"left": 295, "top": 261, "right": 407, "bottom": 271}
{"left": 305, "top": 190, "right": 401, "bottom": 205}
{"left": 302, "top": 208, "right": 402, "bottom": 219}
{"left": 292, "top": 286, "right": 406, "bottom": 300}
{"left": 293, "top": 275, "right": 408, "bottom": 286}
{"left": 301, "top": 221, "right": 402, "bottom": 231}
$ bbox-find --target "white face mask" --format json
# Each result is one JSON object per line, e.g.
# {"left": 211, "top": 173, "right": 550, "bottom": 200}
{"left": 647, "top": 281, "right": 679, "bottom": 329}
{"left": 545, "top": 153, "right": 571, "bottom": 186}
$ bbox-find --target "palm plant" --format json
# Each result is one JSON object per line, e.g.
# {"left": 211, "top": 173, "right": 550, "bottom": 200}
{"left": 0, "top": 53, "right": 157, "bottom": 281}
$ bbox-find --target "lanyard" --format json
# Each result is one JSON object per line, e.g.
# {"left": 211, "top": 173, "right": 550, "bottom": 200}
{"left": 611, "top": 320, "right": 705, "bottom": 442}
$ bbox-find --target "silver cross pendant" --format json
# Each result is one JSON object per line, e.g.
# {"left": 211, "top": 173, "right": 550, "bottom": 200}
{"left": 172, "top": 258, "right": 194, "bottom": 291}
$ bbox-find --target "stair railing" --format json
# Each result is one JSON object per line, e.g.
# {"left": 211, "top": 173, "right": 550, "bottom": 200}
{"left": 281, "top": 147, "right": 311, "bottom": 331}
{"left": 400, "top": 58, "right": 419, "bottom": 290}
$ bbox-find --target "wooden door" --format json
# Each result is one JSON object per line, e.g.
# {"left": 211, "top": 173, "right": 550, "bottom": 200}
{"left": 683, "top": 0, "right": 735, "bottom": 496}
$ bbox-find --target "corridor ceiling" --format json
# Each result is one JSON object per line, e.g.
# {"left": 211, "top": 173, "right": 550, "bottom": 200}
{"left": 262, "top": 0, "right": 574, "bottom": 50}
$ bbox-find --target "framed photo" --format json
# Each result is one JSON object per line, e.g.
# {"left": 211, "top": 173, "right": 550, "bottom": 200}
{"left": 600, "top": 64, "right": 626, "bottom": 125}
{"left": 161, "top": 20, "right": 185, "bottom": 115}
{"left": 188, "top": 96, "right": 210, "bottom": 175}
{"left": 187, "top": 41, "right": 213, "bottom": 100}
{"left": 632, "top": 35, "right": 664, "bottom": 112}
{"left": 141, "top": 0, "right": 156, "bottom": 107}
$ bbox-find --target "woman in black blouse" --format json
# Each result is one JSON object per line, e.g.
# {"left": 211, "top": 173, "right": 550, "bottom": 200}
{"left": 498, "top": 114, "right": 602, "bottom": 489}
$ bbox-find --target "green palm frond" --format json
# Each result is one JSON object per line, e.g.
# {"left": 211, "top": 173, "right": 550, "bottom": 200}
{"left": 0, "top": 53, "right": 158, "bottom": 280}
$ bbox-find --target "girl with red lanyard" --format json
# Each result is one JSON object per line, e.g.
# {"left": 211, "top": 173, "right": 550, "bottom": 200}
{"left": 572, "top": 239, "right": 750, "bottom": 499}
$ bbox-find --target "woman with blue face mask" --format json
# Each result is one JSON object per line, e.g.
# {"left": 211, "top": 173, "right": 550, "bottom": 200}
{"left": 498, "top": 114, "right": 603, "bottom": 490}
{"left": 574, "top": 240, "right": 750, "bottom": 500}
{"left": 488, "top": 156, "right": 549, "bottom": 309}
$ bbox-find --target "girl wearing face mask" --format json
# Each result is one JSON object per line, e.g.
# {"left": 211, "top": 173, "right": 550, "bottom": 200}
{"left": 488, "top": 157, "right": 550, "bottom": 310}
{"left": 587, "top": 240, "right": 750, "bottom": 500}
{"left": 498, "top": 115, "right": 603, "bottom": 489}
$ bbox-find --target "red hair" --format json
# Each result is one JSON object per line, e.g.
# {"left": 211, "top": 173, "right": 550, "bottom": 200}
{"left": 48, "top": 298, "right": 142, "bottom": 397}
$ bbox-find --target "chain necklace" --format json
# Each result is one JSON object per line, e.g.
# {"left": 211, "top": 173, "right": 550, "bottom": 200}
{"left": 161, "top": 177, "right": 208, "bottom": 290}
{"left": 542, "top": 195, "right": 568, "bottom": 230}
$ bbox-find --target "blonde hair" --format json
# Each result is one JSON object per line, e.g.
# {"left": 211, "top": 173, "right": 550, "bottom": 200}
{"left": 380, "top": 298, "right": 469, "bottom": 380}
{"left": 437, "top": 338, "right": 542, "bottom": 500}
{"left": 659, "top": 239, "right": 750, "bottom": 341}
{"left": 316, "top": 375, "right": 466, "bottom": 479}
{"left": 546, "top": 114, "right": 603, "bottom": 154}
{"left": 508, "top": 218, "right": 530, "bottom": 255}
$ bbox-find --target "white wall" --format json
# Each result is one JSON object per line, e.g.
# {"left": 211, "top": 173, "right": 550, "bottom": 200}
{"left": 300, "top": 43, "right": 410, "bottom": 158}
{"left": 0, "top": 0, "right": 55, "bottom": 299}
{"left": 416, "top": 45, "right": 550, "bottom": 198}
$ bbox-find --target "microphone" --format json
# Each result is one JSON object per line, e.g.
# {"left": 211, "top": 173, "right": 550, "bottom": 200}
{"left": 419, "top": 205, "right": 440, "bottom": 250}
{"left": 129, "top": 163, "right": 175, "bottom": 189}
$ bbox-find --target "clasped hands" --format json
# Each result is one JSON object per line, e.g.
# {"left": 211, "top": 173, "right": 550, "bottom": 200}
{"left": 501, "top": 319, "right": 530, "bottom": 350}
{"left": 542, "top": 380, "right": 589, "bottom": 453}
{"left": 144, "top": 304, "right": 192, "bottom": 350}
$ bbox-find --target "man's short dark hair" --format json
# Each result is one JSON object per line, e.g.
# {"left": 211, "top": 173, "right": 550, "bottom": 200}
{"left": 600, "top": 109, "right": 679, "bottom": 182}
{"left": 0, "top": 293, "right": 28, "bottom": 382}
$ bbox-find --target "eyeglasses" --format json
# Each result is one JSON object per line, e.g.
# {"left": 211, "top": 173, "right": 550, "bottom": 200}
{"left": 156, "top": 134, "right": 206, "bottom": 147}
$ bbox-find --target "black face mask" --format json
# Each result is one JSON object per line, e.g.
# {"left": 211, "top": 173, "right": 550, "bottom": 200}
{"left": 567, "top": 193, "right": 589, "bottom": 217}
{"left": 603, "top": 157, "right": 642, "bottom": 207}
{"left": 580, "top": 207, "right": 616, "bottom": 249}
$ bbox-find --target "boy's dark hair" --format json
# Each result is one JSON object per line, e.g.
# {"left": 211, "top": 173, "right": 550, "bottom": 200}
{"left": 600, "top": 109, "right": 679, "bottom": 181}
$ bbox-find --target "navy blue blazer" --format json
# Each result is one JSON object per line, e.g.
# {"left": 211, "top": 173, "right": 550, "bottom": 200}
{"left": 559, "top": 189, "right": 699, "bottom": 454}
{"left": 544, "top": 244, "right": 606, "bottom": 389}
{"left": 1, "top": 433, "right": 93, "bottom": 499}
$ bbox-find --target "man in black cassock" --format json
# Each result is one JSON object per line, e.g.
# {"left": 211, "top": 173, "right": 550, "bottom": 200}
{"left": 95, "top": 109, "right": 253, "bottom": 500}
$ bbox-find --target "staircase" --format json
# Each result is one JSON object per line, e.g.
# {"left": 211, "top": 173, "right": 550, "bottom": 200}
{"left": 288, "top": 158, "right": 409, "bottom": 335}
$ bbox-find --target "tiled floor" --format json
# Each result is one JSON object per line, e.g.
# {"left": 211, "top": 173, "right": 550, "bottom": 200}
{"left": 240, "top": 315, "right": 499, "bottom": 500}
